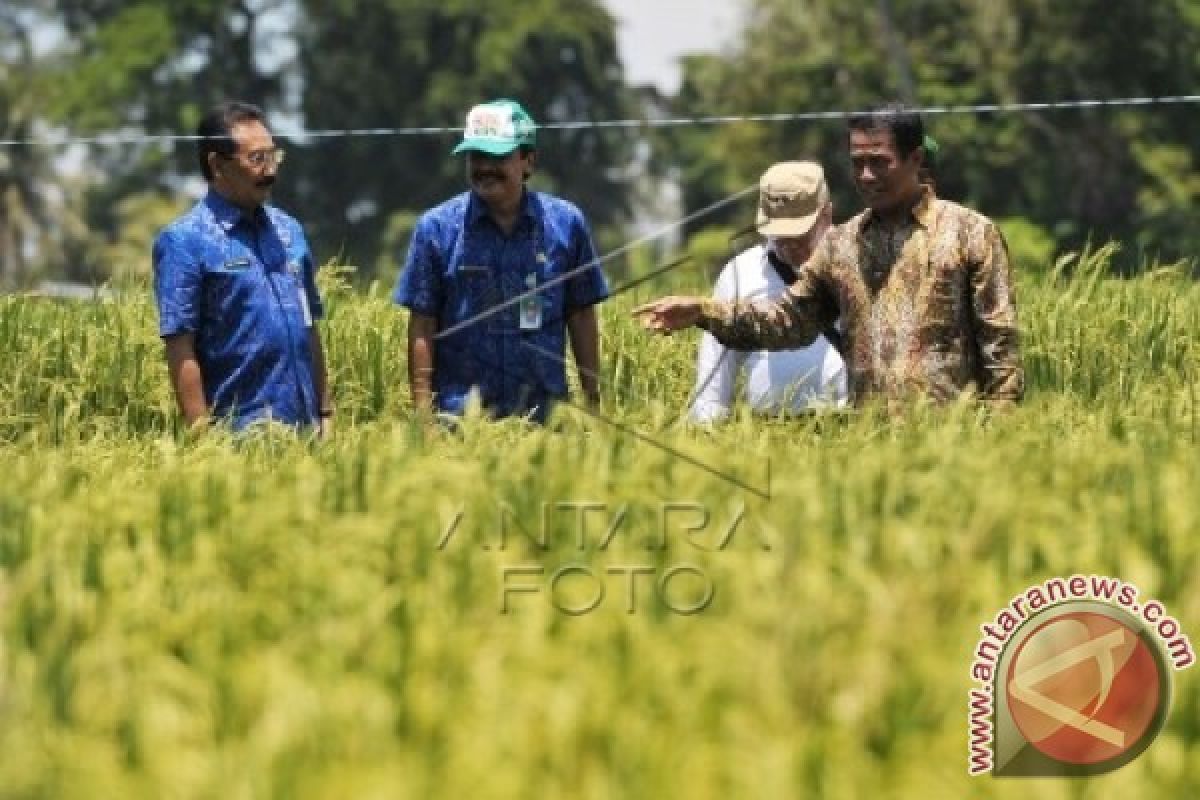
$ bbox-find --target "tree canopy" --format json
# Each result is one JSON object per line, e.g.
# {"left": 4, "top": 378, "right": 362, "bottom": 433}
{"left": 1, "top": 0, "right": 1199, "bottom": 286}
{"left": 8, "top": 0, "right": 635, "bottom": 283}
{"left": 669, "top": 0, "right": 1200, "bottom": 267}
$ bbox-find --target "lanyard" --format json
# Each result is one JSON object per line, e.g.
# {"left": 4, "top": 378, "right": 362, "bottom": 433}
{"left": 766, "top": 249, "right": 797, "bottom": 285}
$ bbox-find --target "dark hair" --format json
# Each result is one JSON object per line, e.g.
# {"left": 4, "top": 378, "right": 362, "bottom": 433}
{"left": 847, "top": 103, "right": 925, "bottom": 158}
{"left": 196, "top": 101, "right": 268, "bottom": 181}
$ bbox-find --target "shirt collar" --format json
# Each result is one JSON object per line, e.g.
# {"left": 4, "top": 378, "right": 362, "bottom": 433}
{"left": 861, "top": 184, "right": 937, "bottom": 231}
{"left": 466, "top": 188, "right": 539, "bottom": 230}
{"left": 204, "top": 189, "right": 267, "bottom": 231}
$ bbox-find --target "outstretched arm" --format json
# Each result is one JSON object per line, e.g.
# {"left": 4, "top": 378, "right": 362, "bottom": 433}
{"left": 636, "top": 239, "right": 837, "bottom": 350}
{"left": 635, "top": 275, "right": 835, "bottom": 353}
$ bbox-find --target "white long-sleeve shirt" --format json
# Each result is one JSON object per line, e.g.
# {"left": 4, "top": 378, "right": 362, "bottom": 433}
{"left": 690, "top": 244, "right": 848, "bottom": 422}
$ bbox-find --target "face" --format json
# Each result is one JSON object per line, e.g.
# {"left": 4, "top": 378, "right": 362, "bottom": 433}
{"left": 209, "top": 120, "right": 282, "bottom": 210}
{"left": 773, "top": 207, "right": 831, "bottom": 267}
{"left": 466, "top": 149, "right": 534, "bottom": 208}
{"left": 849, "top": 127, "right": 922, "bottom": 213}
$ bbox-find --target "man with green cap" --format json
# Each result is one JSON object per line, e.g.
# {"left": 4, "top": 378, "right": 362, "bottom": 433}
{"left": 395, "top": 99, "right": 609, "bottom": 423}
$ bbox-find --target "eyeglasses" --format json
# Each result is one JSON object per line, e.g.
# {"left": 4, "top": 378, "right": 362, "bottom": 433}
{"left": 224, "top": 147, "right": 286, "bottom": 169}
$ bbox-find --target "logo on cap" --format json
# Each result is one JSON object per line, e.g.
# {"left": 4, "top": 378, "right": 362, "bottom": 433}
{"left": 453, "top": 99, "right": 537, "bottom": 157}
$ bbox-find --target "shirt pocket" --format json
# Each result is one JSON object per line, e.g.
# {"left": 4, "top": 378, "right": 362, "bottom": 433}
{"left": 918, "top": 265, "right": 967, "bottom": 349}
{"left": 446, "top": 263, "right": 504, "bottom": 333}
{"left": 271, "top": 266, "right": 314, "bottom": 329}
{"left": 203, "top": 260, "right": 264, "bottom": 324}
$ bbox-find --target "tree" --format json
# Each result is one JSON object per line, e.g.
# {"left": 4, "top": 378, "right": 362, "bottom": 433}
{"left": 48, "top": 0, "right": 289, "bottom": 145}
{"left": 39, "top": 0, "right": 295, "bottom": 280}
{"left": 669, "top": 0, "right": 1200, "bottom": 267}
{"left": 0, "top": 5, "right": 57, "bottom": 288}
{"left": 28, "top": 0, "right": 637, "bottom": 281}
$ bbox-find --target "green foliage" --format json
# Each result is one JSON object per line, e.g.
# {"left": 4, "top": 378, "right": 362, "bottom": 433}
{"left": 0, "top": 7, "right": 58, "bottom": 288}
{"left": 46, "top": 4, "right": 177, "bottom": 131}
{"left": 670, "top": 0, "right": 1200, "bottom": 264}
{"left": 96, "top": 191, "right": 191, "bottom": 285}
{"left": 373, "top": 209, "right": 420, "bottom": 285}
{"left": 45, "top": 0, "right": 290, "bottom": 173}
{"left": 284, "top": 0, "right": 637, "bottom": 277}
{"left": 16, "top": 0, "right": 297, "bottom": 282}
{"left": 13, "top": 0, "right": 638, "bottom": 283}
{"left": 10, "top": 0, "right": 1200, "bottom": 282}
{"left": 0, "top": 251, "right": 1198, "bottom": 796}
{"left": 997, "top": 216, "right": 1056, "bottom": 274}
{"left": 683, "top": 225, "right": 750, "bottom": 287}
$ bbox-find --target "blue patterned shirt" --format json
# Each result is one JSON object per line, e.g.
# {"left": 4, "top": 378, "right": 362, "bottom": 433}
{"left": 394, "top": 190, "right": 609, "bottom": 421}
{"left": 153, "top": 190, "right": 325, "bottom": 429}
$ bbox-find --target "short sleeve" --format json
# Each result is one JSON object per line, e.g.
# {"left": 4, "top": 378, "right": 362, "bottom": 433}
{"left": 564, "top": 211, "right": 609, "bottom": 310}
{"left": 153, "top": 228, "right": 203, "bottom": 337}
{"left": 394, "top": 214, "right": 443, "bottom": 316}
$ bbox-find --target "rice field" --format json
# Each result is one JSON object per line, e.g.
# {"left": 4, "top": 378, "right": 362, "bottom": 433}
{"left": 0, "top": 245, "right": 1197, "bottom": 799}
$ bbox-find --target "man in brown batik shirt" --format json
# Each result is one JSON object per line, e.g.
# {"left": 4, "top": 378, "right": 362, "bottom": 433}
{"left": 634, "top": 104, "right": 1023, "bottom": 409}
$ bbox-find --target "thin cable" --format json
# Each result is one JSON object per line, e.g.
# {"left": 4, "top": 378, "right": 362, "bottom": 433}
{"left": 435, "top": 184, "right": 758, "bottom": 339}
{"left": 2, "top": 94, "right": 1198, "bottom": 148}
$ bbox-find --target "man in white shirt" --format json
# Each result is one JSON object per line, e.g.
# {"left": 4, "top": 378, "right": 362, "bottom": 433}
{"left": 690, "top": 161, "right": 848, "bottom": 423}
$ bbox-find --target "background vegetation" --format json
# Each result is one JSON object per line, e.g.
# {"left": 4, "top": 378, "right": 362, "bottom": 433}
{"left": 1, "top": 1, "right": 1199, "bottom": 287}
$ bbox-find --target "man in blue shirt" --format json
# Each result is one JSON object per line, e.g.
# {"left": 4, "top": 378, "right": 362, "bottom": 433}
{"left": 395, "top": 99, "right": 609, "bottom": 423}
{"left": 153, "top": 101, "right": 332, "bottom": 434}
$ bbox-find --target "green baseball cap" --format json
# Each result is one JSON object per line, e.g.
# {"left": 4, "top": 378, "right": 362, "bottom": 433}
{"left": 452, "top": 99, "right": 537, "bottom": 156}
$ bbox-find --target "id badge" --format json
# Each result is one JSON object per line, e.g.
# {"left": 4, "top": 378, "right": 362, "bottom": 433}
{"left": 298, "top": 287, "right": 313, "bottom": 327}
{"left": 519, "top": 272, "right": 542, "bottom": 331}
{"left": 288, "top": 261, "right": 314, "bottom": 327}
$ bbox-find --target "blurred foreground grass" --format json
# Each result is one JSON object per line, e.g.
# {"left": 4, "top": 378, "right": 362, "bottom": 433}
{"left": 0, "top": 247, "right": 1197, "bottom": 798}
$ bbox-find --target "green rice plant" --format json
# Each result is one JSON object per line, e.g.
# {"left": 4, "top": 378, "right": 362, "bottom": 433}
{"left": 0, "top": 247, "right": 1196, "bottom": 798}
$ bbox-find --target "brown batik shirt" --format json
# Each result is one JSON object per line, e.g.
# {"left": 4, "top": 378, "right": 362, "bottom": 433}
{"left": 698, "top": 187, "right": 1024, "bottom": 406}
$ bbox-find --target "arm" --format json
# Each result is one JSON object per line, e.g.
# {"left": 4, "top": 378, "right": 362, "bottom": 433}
{"left": 564, "top": 209, "right": 609, "bottom": 409}
{"left": 698, "top": 247, "right": 836, "bottom": 350}
{"left": 164, "top": 333, "right": 208, "bottom": 428}
{"left": 394, "top": 215, "right": 443, "bottom": 416}
{"left": 969, "top": 224, "right": 1024, "bottom": 404}
{"left": 408, "top": 312, "right": 438, "bottom": 414}
{"left": 636, "top": 240, "right": 837, "bottom": 351}
{"left": 566, "top": 305, "right": 601, "bottom": 408}
{"left": 310, "top": 326, "right": 333, "bottom": 435}
{"left": 298, "top": 235, "right": 334, "bottom": 432}
{"left": 153, "top": 229, "right": 208, "bottom": 429}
